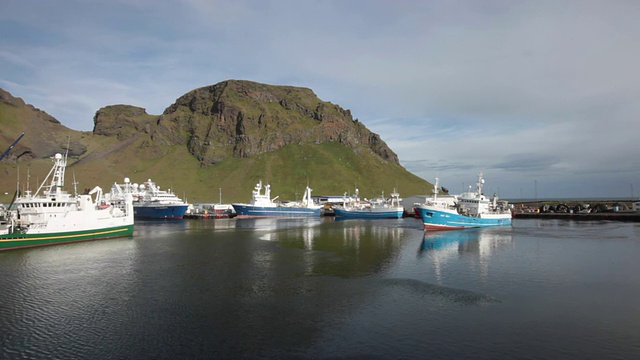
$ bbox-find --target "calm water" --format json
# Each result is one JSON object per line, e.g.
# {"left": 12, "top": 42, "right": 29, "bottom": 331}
{"left": 1, "top": 217, "right": 640, "bottom": 359}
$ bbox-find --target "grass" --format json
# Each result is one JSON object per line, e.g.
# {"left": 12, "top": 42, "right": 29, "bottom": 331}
{"left": 0, "top": 141, "right": 432, "bottom": 205}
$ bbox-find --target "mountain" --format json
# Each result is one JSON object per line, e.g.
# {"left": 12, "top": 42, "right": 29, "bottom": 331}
{"left": 0, "top": 88, "right": 89, "bottom": 161}
{"left": 0, "top": 80, "right": 432, "bottom": 204}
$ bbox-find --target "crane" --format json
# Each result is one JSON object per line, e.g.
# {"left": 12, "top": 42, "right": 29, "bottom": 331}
{"left": 0, "top": 132, "right": 25, "bottom": 161}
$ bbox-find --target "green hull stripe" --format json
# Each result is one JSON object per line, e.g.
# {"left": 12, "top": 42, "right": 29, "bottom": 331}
{"left": 0, "top": 225, "right": 134, "bottom": 250}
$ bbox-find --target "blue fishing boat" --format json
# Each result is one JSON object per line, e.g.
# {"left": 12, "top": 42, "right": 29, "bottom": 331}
{"left": 133, "top": 179, "right": 189, "bottom": 219}
{"left": 112, "top": 178, "right": 189, "bottom": 220}
{"left": 332, "top": 189, "right": 404, "bottom": 219}
{"left": 416, "top": 173, "right": 512, "bottom": 230}
{"left": 232, "top": 181, "right": 322, "bottom": 217}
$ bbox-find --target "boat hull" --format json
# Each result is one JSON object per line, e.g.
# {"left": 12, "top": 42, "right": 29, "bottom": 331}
{"left": 333, "top": 207, "right": 404, "bottom": 219}
{"left": 416, "top": 207, "right": 512, "bottom": 230}
{"left": 232, "top": 204, "right": 321, "bottom": 217}
{"left": 133, "top": 204, "right": 189, "bottom": 219}
{"left": 0, "top": 224, "right": 134, "bottom": 251}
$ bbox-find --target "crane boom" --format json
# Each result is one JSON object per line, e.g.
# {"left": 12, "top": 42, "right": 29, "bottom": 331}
{"left": 0, "top": 132, "right": 25, "bottom": 161}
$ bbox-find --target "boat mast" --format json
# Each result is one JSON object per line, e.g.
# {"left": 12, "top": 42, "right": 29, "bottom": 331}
{"left": 476, "top": 172, "right": 485, "bottom": 196}
{"left": 34, "top": 153, "right": 64, "bottom": 197}
{"left": 433, "top": 178, "right": 439, "bottom": 201}
{"left": 72, "top": 170, "right": 79, "bottom": 196}
{"left": 51, "top": 153, "right": 67, "bottom": 196}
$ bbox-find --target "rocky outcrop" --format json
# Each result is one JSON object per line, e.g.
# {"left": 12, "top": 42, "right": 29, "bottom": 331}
{"left": 150, "top": 80, "right": 400, "bottom": 166}
{"left": 2, "top": 80, "right": 399, "bottom": 168}
{"left": 93, "top": 105, "right": 157, "bottom": 140}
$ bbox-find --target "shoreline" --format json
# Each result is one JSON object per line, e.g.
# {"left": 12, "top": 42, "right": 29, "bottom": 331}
{"left": 513, "top": 211, "right": 640, "bottom": 222}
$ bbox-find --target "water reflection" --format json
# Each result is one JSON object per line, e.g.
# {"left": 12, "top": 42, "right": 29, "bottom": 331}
{"left": 2, "top": 218, "right": 640, "bottom": 359}
{"left": 234, "top": 217, "right": 324, "bottom": 230}
{"left": 133, "top": 219, "right": 190, "bottom": 237}
{"left": 420, "top": 228, "right": 513, "bottom": 254}
{"left": 279, "top": 219, "right": 409, "bottom": 278}
{"left": 234, "top": 217, "right": 325, "bottom": 242}
{"left": 231, "top": 218, "right": 411, "bottom": 278}
{"left": 419, "top": 228, "right": 514, "bottom": 280}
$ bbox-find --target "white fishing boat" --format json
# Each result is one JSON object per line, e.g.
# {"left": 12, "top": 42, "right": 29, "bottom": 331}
{"left": 333, "top": 189, "right": 404, "bottom": 219}
{"left": 0, "top": 151, "right": 134, "bottom": 251}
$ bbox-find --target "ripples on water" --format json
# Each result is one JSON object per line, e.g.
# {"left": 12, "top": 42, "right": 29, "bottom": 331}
{"left": 1, "top": 218, "right": 640, "bottom": 359}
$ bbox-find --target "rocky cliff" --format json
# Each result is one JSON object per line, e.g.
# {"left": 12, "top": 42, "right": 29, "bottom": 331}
{"left": 0, "top": 82, "right": 429, "bottom": 204}
{"left": 4, "top": 80, "right": 399, "bottom": 169}
{"left": 100, "top": 80, "right": 400, "bottom": 166}
{"left": 93, "top": 104, "right": 157, "bottom": 140}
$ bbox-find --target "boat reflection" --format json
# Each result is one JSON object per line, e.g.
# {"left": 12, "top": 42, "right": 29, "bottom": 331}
{"left": 234, "top": 217, "right": 406, "bottom": 251}
{"left": 235, "top": 217, "right": 324, "bottom": 230}
{"left": 419, "top": 228, "right": 514, "bottom": 280}
{"left": 232, "top": 217, "right": 408, "bottom": 277}
{"left": 420, "top": 228, "right": 513, "bottom": 254}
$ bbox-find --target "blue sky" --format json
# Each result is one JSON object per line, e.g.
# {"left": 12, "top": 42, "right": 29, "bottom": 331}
{"left": 1, "top": 0, "right": 639, "bottom": 199}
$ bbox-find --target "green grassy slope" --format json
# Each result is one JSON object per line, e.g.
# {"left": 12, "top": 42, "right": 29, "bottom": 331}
{"left": 0, "top": 141, "right": 431, "bottom": 205}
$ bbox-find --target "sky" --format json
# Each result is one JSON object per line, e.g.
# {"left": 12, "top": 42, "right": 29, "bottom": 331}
{"left": 1, "top": 0, "right": 639, "bottom": 199}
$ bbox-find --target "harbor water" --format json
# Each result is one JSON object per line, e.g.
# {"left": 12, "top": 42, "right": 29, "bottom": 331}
{"left": 1, "top": 217, "right": 640, "bottom": 359}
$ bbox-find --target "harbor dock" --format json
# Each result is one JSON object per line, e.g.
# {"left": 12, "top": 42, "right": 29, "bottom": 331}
{"left": 513, "top": 211, "right": 640, "bottom": 222}
{"left": 511, "top": 198, "right": 640, "bottom": 222}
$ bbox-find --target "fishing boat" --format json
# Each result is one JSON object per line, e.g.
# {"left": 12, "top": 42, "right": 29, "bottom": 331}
{"left": 232, "top": 181, "right": 322, "bottom": 217}
{"left": 416, "top": 173, "right": 512, "bottom": 230}
{"left": 184, "top": 203, "right": 236, "bottom": 219}
{"left": 333, "top": 189, "right": 404, "bottom": 219}
{"left": 412, "top": 178, "right": 458, "bottom": 218}
{"left": 0, "top": 152, "right": 134, "bottom": 251}
{"left": 119, "top": 178, "right": 189, "bottom": 219}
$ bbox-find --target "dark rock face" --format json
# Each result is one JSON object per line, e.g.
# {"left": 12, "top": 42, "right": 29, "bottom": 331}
{"left": 149, "top": 80, "right": 399, "bottom": 166}
{"left": 93, "top": 105, "right": 156, "bottom": 140}
{"left": 3, "top": 81, "right": 399, "bottom": 169}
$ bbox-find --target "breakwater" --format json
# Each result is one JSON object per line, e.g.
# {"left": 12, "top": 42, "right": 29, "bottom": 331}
{"left": 510, "top": 198, "right": 640, "bottom": 222}
{"left": 513, "top": 211, "right": 640, "bottom": 221}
